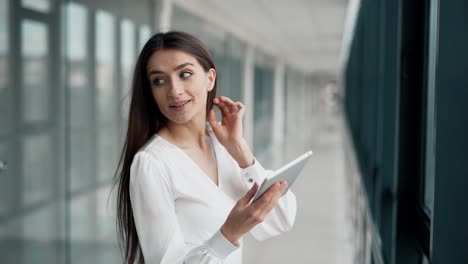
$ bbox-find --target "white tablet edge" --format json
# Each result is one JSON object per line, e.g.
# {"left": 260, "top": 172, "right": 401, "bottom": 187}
{"left": 250, "top": 150, "right": 313, "bottom": 202}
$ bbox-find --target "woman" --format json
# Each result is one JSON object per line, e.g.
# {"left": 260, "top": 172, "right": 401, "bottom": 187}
{"left": 114, "top": 31, "right": 297, "bottom": 263}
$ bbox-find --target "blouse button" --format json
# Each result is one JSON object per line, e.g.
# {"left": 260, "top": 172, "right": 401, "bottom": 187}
{"left": 248, "top": 178, "right": 253, "bottom": 183}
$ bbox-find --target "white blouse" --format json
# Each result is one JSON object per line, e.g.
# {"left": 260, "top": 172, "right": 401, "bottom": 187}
{"left": 129, "top": 124, "right": 297, "bottom": 263}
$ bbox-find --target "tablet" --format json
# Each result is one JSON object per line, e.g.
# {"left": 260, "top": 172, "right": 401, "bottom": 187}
{"left": 251, "top": 150, "right": 313, "bottom": 203}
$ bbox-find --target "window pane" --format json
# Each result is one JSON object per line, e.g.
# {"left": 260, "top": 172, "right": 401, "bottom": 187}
{"left": 0, "top": 211, "right": 22, "bottom": 263}
{"left": 171, "top": 5, "right": 226, "bottom": 54}
{"left": 66, "top": 3, "right": 87, "bottom": 62}
{"left": 70, "top": 129, "right": 93, "bottom": 192}
{"left": 22, "top": 0, "right": 50, "bottom": 12}
{"left": 0, "top": 0, "right": 10, "bottom": 135}
{"left": 21, "top": 200, "right": 65, "bottom": 263}
{"left": 65, "top": 3, "right": 92, "bottom": 192}
{"left": 96, "top": 11, "right": 118, "bottom": 182}
{"left": 97, "top": 126, "right": 119, "bottom": 182}
{"left": 22, "top": 133, "right": 53, "bottom": 205}
{"left": 96, "top": 10, "right": 116, "bottom": 124}
{"left": 139, "top": 25, "right": 151, "bottom": 51}
{"left": 96, "top": 185, "right": 119, "bottom": 249}
{"left": 424, "top": 0, "right": 438, "bottom": 213}
{"left": 0, "top": 142, "right": 12, "bottom": 216}
{"left": 21, "top": 20, "right": 49, "bottom": 123}
{"left": 70, "top": 188, "right": 120, "bottom": 263}
{"left": 121, "top": 20, "right": 135, "bottom": 123}
{"left": 70, "top": 192, "right": 97, "bottom": 263}
{"left": 121, "top": 20, "right": 135, "bottom": 72}
{"left": 253, "top": 66, "right": 274, "bottom": 153}
{"left": 66, "top": 3, "right": 89, "bottom": 127}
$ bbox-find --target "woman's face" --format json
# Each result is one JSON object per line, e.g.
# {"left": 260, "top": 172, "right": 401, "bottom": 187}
{"left": 147, "top": 49, "right": 216, "bottom": 125}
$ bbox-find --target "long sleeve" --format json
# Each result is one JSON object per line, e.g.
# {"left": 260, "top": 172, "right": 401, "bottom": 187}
{"left": 129, "top": 151, "right": 239, "bottom": 263}
{"left": 238, "top": 159, "right": 297, "bottom": 241}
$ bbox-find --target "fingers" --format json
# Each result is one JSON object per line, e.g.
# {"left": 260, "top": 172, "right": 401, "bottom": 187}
{"left": 213, "top": 96, "right": 245, "bottom": 116}
{"left": 239, "top": 182, "right": 259, "bottom": 206}
{"left": 236, "top": 102, "right": 245, "bottom": 115}
{"left": 213, "top": 98, "right": 230, "bottom": 116}
{"left": 208, "top": 109, "right": 218, "bottom": 126}
{"left": 220, "top": 96, "right": 239, "bottom": 113}
{"left": 207, "top": 109, "right": 220, "bottom": 132}
{"left": 251, "top": 181, "right": 288, "bottom": 216}
{"left": 260, "top": 181, "right": 288, "bottom": 215}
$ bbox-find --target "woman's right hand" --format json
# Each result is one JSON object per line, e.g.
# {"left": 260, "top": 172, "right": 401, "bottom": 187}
{"left": 220, "top": 180, "right": 289, "bottom": 244}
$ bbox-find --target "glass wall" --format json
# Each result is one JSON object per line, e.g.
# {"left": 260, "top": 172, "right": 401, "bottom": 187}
{"left": 284, "top": 67, "right": 307, "bottom": 150}
{"left": 0, "top": 2, "right": 313, "bottom": 262}
{"left": 0, "top": 0, "right": 153, "bottom": 263}
{"left": 253, "top": 51, "right": 275, "bottom": 154}
{"left": 171, "top": 6, "right": 245, "bottom": 102}
{"left": 0, "top": 0, "right": 9, "bottom": 136}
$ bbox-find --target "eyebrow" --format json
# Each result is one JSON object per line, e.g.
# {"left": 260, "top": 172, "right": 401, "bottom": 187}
{"left": 148, "top": 62, "right": 194, "bottom": 76}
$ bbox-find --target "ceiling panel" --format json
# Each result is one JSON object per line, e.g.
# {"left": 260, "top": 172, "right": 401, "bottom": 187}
{"left": 173, "top": 0, "right": 348, "bottom": 73}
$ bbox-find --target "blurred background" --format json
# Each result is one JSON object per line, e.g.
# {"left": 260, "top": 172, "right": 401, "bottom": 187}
{"left": 0, "top": 0, "right": 467, "bottom": 263}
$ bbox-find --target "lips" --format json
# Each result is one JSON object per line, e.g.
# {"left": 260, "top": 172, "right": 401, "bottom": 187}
{"left": 169, "top": 100, "right": 191, "bottom": 108}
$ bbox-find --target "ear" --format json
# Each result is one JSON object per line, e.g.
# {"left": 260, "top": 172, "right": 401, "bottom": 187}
{"left": 207, "top": 68, "right": 216, "bottom": 92}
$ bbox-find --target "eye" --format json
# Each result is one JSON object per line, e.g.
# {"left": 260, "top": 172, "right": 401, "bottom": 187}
{"left": 152, "top": 78, "right": 165, "bottom": 86}
{"left": 180, "top": 71, "right": 192, "bottom": 79}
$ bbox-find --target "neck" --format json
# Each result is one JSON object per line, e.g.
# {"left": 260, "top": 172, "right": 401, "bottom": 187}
{"left": 164, "top": 116, "right": 209, "bottom": 150}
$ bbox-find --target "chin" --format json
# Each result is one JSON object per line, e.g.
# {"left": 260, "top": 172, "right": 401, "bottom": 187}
{"left": 166, "top": 113, "right": 194, "bottom": 125}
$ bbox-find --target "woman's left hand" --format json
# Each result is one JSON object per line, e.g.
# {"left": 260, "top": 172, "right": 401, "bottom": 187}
{"left": 208, "top": 96, "right": 254, "bottom": 168}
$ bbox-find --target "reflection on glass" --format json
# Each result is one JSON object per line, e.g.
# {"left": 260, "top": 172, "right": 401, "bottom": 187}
{"left": 139, "top": 25, "right": 151, "bottom": 50}
{"left": 96, "top": 10, "right": 116, "bottom": 124}
{"left": 22, "top": 0, "right": 50, "bottom": 13}
{"left": 0, "top": 0, "right": 10, "bottom": 135}
{"left": 21, "top": 20, "right": 49, "bottom": 123}
{"left": 22, "top": 133, "right": 52, "bottom": 205}
{"left": 121, "top": 20, "right": 135, "bottom": 123}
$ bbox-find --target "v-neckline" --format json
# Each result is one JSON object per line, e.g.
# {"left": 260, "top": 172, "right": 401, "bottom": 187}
{"left": 156, "top": 129, "right": 222, "bottom": 189}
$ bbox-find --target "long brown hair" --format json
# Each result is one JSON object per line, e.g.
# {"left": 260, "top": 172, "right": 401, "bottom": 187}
{"left": 112, "top": 31, "right": 217, "bottom": 263}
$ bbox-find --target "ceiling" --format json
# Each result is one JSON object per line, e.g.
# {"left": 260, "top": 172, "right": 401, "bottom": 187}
{"left": 173, "top": 0, "right": 349, "bottom": 74}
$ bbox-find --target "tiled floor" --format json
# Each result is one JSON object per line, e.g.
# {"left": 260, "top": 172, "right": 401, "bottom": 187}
{"left": 243, "top": 110, "right": 354, "bottom": 263}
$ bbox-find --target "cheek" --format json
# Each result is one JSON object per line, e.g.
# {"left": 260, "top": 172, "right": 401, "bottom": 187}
{"left": 194, "top": 86, "right": 209, "bottom": 103}
{"left": 151, "top": 89, "right": 164, "bottom": 106}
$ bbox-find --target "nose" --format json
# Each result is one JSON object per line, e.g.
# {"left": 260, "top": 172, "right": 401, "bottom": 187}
{"left": 168, "top": 78, "right": 184, "bottom": 97}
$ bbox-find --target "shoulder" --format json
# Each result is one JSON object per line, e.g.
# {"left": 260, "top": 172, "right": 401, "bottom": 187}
{"left": 130, "top": 137, "right": 173, "bottom": 177}
{"left": 131, "top": 132, "right": 184, "bottom": 172}
{"left": 130, "top": 149, "right": 175, "bottom": 193}
{"left": 136, "top": 134, "right": 175, "bottom": 161}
